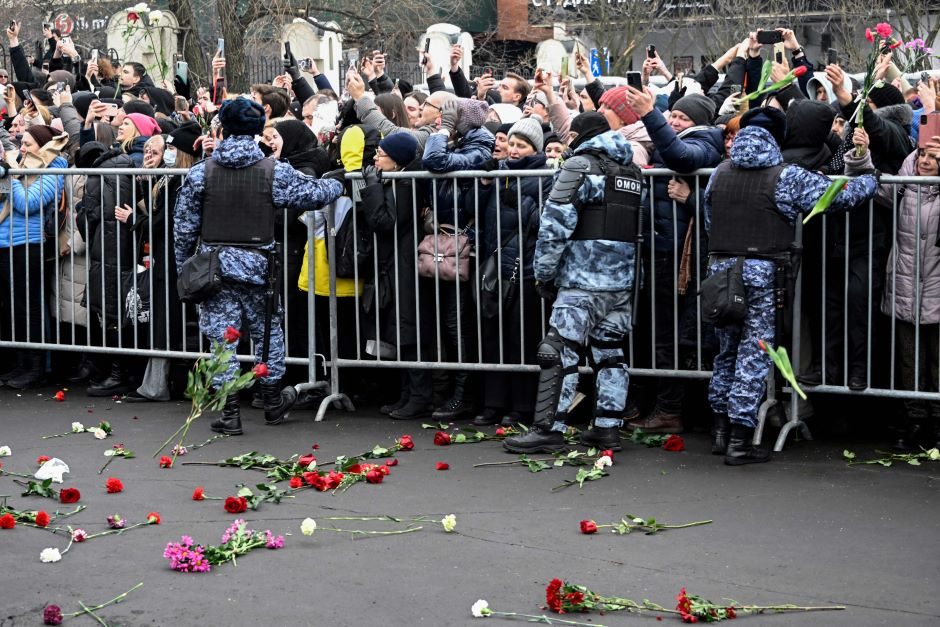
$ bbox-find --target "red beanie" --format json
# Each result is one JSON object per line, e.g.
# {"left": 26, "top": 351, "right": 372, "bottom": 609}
{"left": 599, "top": 86, "right": 640, "bottom": 126}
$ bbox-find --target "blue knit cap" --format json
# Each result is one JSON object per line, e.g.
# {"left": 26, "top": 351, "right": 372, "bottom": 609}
{"left": 378, "top": 132, "right": 418, "bottom": 167}
{"left": 218, "top": 97, "right": 266, "bottom": 137}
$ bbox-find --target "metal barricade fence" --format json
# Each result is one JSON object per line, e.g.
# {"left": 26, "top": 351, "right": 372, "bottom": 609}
{"left": 3, "top": 167, "right": 940, "bottom": 449}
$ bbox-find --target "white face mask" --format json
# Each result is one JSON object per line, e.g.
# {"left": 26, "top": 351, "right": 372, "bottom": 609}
{"left": 163, "top": 147, "right": 177, "bottom": 166}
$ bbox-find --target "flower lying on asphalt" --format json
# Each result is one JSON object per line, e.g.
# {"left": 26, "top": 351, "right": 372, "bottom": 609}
{"left": 0, "top": 513, "right": 15, "bottom": 529}
{"left": 42, "top": 604, "right": 62, "bottom": 625}
{"left": 593, "top": 455, "right": 612, "bottom": 470}
{"left": 436, "top": 462, "right": 449, "bottom": 471}
{"left": 224, "top": 496, "right": 248, "bottom": 514}
{"left": 71, "top": 422, "right": 84, "bottom": 433}
{"left": 434, "top": 431, "right": 452, "bottom": 446}
{"left": 44, "top": 421, "right": 111, "bottom": 440}
{"left": 54, "top": 390, "right": 65, "bottom": 402}
{"left": 441, "top": 514, "right": 456, "bottom": 533}
{"left": 71, "top": 528, "right": 87, "bottom": 542}
{"left": 42, "top": 583, "right": 143, "bottom": 625}
{"left": 193, "top": 487, "right": 205, "bottom": 500}
{"left": 165, "top": 520, "right": 284, "bottom": 573}
{"left": 59, "top": 487, "right": 80, "bottom": 504}
{"left": 105, "top": 477, "right": 124, "bottom": 493}
{"left": 578, "top": 515, "right": 712, "bottom": 535}
{"left": 0, "top": 445, "right": 11, "bottom": 456}
{"left": 37, "top": 455, "right": 50, "bottom": 465}
{"left": 301, "top": 517, "right": 317, "bottom": 536}
{"left": 469, "top": 598, "right": 599, "bottom": 625}
{"left": 40, "top": 547, "right": 62, "bottom": 563}
{"left": 159, "top": 456, "right": 173, "bottom": 468}
{"left": 471, "top": 599, "right": 490, "bottom": 617}
{"left": 298, "top": 516, "right": 423, "bottom": 538}
{"left": 107, "top": 514, "right": 125, "bottom": 529}
{"left": 662, "top": 435, "right": 685, "bottom": 452}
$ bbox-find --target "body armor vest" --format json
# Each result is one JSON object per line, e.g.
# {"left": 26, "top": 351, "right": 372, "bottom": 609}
{"left": 570, "top": 152, "right": 642, "bottom": 242}
{"left": 708, "top": 161, "right": 793, "bottom": 257}
{"left": 201, "top": 158, "right": 277, "bottom": 247}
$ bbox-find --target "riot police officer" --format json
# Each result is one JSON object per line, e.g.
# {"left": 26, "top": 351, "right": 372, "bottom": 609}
{"left": 174, "top": 98, "right": 344, "bottom": 435}
{"left": 503, "top": 112, "right": 642, "bottom": 454}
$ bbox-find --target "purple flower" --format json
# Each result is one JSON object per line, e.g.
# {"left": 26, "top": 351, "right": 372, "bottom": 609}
{"left": 164, "top": 538, "right": 211, "bottom": 573}
{"left": 107, "top": 514, "right": 125, "bottom": 529}
{"left": 264, "top": 530, "right": 285, "bottom": 549}
{"left": 43, "top": 605, "right": 63, "bottom": 625}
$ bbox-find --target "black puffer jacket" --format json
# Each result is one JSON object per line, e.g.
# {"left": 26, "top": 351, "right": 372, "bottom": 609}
{"left": 82, "top": 148, "right": 136, "bottom": 323}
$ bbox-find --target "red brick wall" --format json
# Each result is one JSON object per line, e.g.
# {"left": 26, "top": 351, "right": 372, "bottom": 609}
{"left": 496, "top": 0, "right": 549, "bottom": 42}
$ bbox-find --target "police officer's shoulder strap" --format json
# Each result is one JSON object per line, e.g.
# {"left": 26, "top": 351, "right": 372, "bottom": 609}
{"left": 548, "top": 154, "right": 592, "bottom": 205}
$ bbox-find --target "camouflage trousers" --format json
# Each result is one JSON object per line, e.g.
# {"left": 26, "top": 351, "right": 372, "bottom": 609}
{"left": 549, "top": 288, "right": 632, "bottom": 431}
{"left": 199, "top": 282, "right": 285, "bottom": 384}
{"left": 707, "top": 284, "right": 774, "bottom": 427}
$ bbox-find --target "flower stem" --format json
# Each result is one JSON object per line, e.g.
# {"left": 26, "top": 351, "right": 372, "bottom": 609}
{"left": 52, "top": 505, "right": 86, "bottom": 522}
{"left": 660, "top": 520, "right": 713, "bottom": 529}
{"left": 98, "top": 454, "right": 116, "bottom": 475}
{"left": 85, "top": 521, "right": 151, "bottom": 540}
{"left": 41, "top": 432, "right": 73, "bottom": 439}
{"left": 488, "top": 610, "right": 609, "bottom": 626}
{"left": 153, "top": 416, "right": 191, "bottom": 458}
{"left": 0, "top": 468, "right": 34, "bottom": 479}
{"left": 323, "top": 525, "right": 423, "bottom": 537}
{"left": 474, "top": 458, "right": 553, "bottom": 467}
{"left": 77, "top": 601, "right": 109, "bottom": 627}
{"left": 65, "top": 583, "right": 144, "bottom": 619}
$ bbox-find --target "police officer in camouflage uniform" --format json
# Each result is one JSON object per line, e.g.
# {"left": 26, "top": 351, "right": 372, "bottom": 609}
{"left": 503, "top": 112, "right": 642, "bottom": 454}
{"left": 174, "top": 98, "right": 344, "bottom": 435}
{"left": 704, "top": 108, "right": 878, "bottom": 464}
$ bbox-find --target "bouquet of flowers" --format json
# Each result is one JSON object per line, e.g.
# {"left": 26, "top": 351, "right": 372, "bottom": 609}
{"left": 854, "top": 23, "right": 903, "bottom": 156}
{"left": 121, "top": 3, "right": 170, "bottom": 82}
{"left": 164, "top": 519, "right": 284, "bottom": 572}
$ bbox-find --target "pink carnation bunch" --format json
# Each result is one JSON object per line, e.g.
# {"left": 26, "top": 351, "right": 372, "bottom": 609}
{"left": 163, "top": 536, "right": 211, "bottom": 573}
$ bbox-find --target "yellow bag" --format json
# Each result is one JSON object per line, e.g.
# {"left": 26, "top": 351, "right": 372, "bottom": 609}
{"left": 297, "top": 239, "right": 361, "bottom": 297}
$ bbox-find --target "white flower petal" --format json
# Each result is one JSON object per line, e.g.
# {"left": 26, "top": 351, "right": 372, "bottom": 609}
{"left": 300, "top": 517, "right": 317, "bottom": 536}
{"left": 0, "top": 445, "right": 10, "bottom": 456}
{"left": 40, "top": 547, "right": 62, "bottom": 563}
{"left": 441, "top": 514, "right": 456, "bottom": 533}
{"left": 71, "top": 422, "right": 85, "bottom": 433}
{"left": 471, "top": 599, "right": 489, "bottom": 617}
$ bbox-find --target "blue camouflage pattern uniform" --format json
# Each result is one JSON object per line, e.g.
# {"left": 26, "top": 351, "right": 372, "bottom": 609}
{"left": 174, "top": 136, "right": 343, "bottom": 384}
{"left": 535, "top": 130, "right": 637, "bottom": 431}
{"left": 703, "top": 126, "right": 878, "bottom": 427}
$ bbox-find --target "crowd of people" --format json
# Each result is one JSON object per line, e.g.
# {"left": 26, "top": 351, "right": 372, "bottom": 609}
{"left": 1, "top": 20, "right": 939, "bottom": 457}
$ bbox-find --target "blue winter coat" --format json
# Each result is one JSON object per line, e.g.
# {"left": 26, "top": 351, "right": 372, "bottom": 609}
{"left": 480, "top": 154, "right": 549, "bottom": 281}
{"left": 640, "top": 108, "right": 724, "bottom": 253}
{"left": 704, "top": 126, "right": 879, "bottom": 287}
{"left": 174, "top": 135, "right": 344, "bottom": 284}
{"left": 2, "top": 156, "right": 67, "bottom": 248}
{"left": 535, "top": 131, "right": 637, "bottom": 292}
{"left": 421, "top": 127, "right": 494, "bottom": 230}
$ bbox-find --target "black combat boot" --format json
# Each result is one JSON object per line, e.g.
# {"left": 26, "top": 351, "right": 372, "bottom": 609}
{"left": 262, "top": 381, "right": 298, "bottom": 425}
{"left": 87, "top": 360, "right": 129, "bottom": 397}
{"left": 6, "top": 352, "right": 44, "bottom": 389}
{"left": 0, "top": 352, "right": 26, "bottom": 386}
{"left": 579, "top": 425, "right": 622, "bottom": 451}
{"left": 724, "top": 423, "right": 771, "bottom": 466}
{"left": 210, "top": 396, "right": 243, "bottom": 435}
{"left": 711, "top": 413, "right": 730, "bottom": 455}
{"left": 503, "top": 421, "right": 566, "bottom": 454}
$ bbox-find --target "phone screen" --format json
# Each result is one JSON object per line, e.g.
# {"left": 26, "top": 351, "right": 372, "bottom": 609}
{"left": 827, "top": 49, "right": 839, "bottom": 65}
{"left": 561, "top": 57, "right": 569, "bottom": 78}
{"left": 217, "top": 38, "right": 225, "bottom": 57}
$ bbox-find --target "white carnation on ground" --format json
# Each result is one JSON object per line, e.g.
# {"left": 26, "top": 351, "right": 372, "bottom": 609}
{"left": 71, "top": 422, "right": 84, "bottom": 432}
{"left": 300, "top": 518, "right": 317, "bottom": 536}
{"left": 441, "top": 514, "right": 456, "bottom": 533}
{"left": 471, "top": 599, "right": 490, "bottom": 617}
{"left": 0, "top": 445, "right": 10, "bottom": 456}
{"left": 40, "top": 548, "right": 62, "bottom": 563}
{"left": 594, "top": 455, "right": 612, "bottom": 470}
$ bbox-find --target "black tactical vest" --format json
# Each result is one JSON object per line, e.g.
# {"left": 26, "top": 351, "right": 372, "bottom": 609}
{"left": 708, "top": 161, "right": 793, "bottom": 257}
{"left": 570, "top": 153, "right": 643, "bottom": 242}
{"left": 201, "top": 158, "right": 277, "bottom": 247}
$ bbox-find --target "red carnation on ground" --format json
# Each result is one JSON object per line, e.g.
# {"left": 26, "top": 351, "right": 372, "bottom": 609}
{"left": 252, "top": 363, "right": 269, "bottom": 378}
{"left": 366, "top": 469, "right": 384, "bottom": 484}
{"left": 289, "top": 476, "right": 303, "bottom": 489}
{"left": 580, "top": 520, "right": 598, "bottom": 534}
{"left": 495, "top": 427, "right": 506, "bottom": 436}
{"left": 398, "top": 434, "right": 414, "bottom": 450}
{"left": 224, "top": 496, "right": 248, "bottom": 514}
{"left": 385, "top": 458, "right": 398, "bottom": 467}
{"left": 35, "top": 511, "right": 50, "bottom": 527}
{"left": 54, "top": 390, "right": 65, "bottom": 402}
{"left": 59, "top": 488, "right": 80, "bottom": 504}
{"left": 546, "top": 579, "right": 564, "bottom": 613}
{"left": 433, "top": 431, "right": 451, "bottom": 446}
{"left": 159, "top": 455, "right": 173, "bottom": 468}
{"left": 376, "top": 465, "right": 390, "bottom": 476}
{"left": 147, "top": 512, "right": 161, "bottom": 524}
{"left": 436, "top": 461, "right": 449, "bottom": 471}
{"left": 0, "top": 513, "right": 14, "bottom": 529}
{"left": 223, "top": 326, "right": 240, "bottom": 343}
{"left": 298, "top": 454, "right": 316, "bottom": 467}
{"left": 37, "top": 455, "right": 50, "bottom": 465}
{"left": 192, "top": 487, "right": 205, "bottom": 501}
{"left": 105, "top": 477, "right": 124, "bottom": 493}
{"left": 663, "top": 434, "right": 685, "bottom": 452}
{"left": 600, "top": 449, "right": 614, "bottom": 459}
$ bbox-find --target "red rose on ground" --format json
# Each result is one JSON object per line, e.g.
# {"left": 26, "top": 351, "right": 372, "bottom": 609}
{"left": 147, "top": 512, "right": 161, "bottom": 524}
{"left": 325, "top": 471, "right": 344, "bottom": 489}
{"left": 159, "top": 456, "right": 173, "bottom": 468}
{"left": 495, "top": 427, "right": 506, "bottom": 436}
{"left": 376, "top": 465, "right": 390, "bottom": 476}
{"left": 366, "top": 469, "right": 384, "bottom": 484}
{"left": 726, "top": 607, "right": 736, "bottom": 619}
{"left": 433, "top": 431, "right": 451, "bottom": 446}
{"left": 298, "top": 454, "right": 316, "bottom": 467}
{"left": 580, "top": 520, "right": 598, "bottom": 534}
{"left": 398, "top": 435, "right": 414, "bottom": 450}
{"left": 312, "top": 443, "right": 320, "bottom": 450}
{"left": 289, "top": 476, "right": 303, "bottom": 489}
{"left": 192, "top": 487, "right": 205, "bottom": 500}
{"left": 436, "top": 461, "right": 449, "bottom": 470}
{"left": 59, "top": 488, "right": 80, "bottom": 504}
{"left": 105, "top": 477, "right": 124, "bottom": 493}
{"left": 223, "top": 326, "right": 240, "bottom": 343}
{"left": 54, "top": 390, "right": 65, "bottom": 402}
{"left": 309, "top": 475, "right": 329, "bottom": 491}
{"left": 663, "top": 435, "right": 685, "bottom": 452}
{"left": 0, "top": 513, "right": 14, "bottom": 529}
{"left": 223, "top": 496, "right": 248, "bottom": 514}
{"left": 252, "top": 363, "right": 269, "bottom": 378}
{"left": 600, "top": 449, "right": 614, "bottom": 460}
{"left": 385, "top": 458, "right": 398, "bottom": 467}
{"left": 302, "top": 471, "right": 320, "bottom": 486}
{"left": 346, "top": 464, "right": 363, "bottom": 474}
{"left": 35, "top": 511, "right": 50, "bottom": 527}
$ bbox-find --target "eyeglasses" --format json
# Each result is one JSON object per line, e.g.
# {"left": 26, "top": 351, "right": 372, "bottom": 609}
{"left": 420, "top": 101, "right": 440, "bottom": 112}
{"left": 375, "top": 149, "right": 388, "bottom": 158}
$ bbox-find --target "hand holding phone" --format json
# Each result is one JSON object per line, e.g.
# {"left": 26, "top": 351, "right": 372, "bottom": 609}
{"left": 756, "top": 29, "right": 784, "bottom": 45}
{"left": 827, "top": 48, "right": 839, "bottom": 66}
{"left": 560, "top": 57, "right": 569, "bottom": 79}
{"left": 647, "top": 44, "right": 656, "bottom": 59}
{"left": 626, "top": 71, "right": 643, "bottom": 91}
{"left": 217, "top": 38, "right": 225, "bottom": 59}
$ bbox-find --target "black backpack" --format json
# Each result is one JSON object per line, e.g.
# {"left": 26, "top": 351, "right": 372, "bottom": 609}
{"left": 333, "top": 189, "right": 374, "bottom": 280}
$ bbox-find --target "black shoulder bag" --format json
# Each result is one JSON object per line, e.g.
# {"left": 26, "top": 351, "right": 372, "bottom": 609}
{"left": 700, "top": 256, "right": 747, "bottom": 327}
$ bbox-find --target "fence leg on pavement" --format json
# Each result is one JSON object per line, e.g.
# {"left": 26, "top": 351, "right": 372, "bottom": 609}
{"left": 754, "top": 369, "right": 777, "bottom": 447}
{"left": 314, "top": 201, "right": 355, "bottom": 422}
{"left": 295, "top": 216, "right": 330, "bottom": 400}
{"left": 774, "top": 388, "right": 813, "bottom": 452}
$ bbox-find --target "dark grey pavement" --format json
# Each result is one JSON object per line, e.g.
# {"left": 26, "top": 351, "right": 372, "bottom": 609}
{"left": 1, "top": 385, "right": 938, "bottom": 626}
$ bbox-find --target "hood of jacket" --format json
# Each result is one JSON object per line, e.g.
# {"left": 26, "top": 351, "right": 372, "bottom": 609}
{"left": 784, "top": 100, "right": 835, "bottom": 149}
{"left": 92, "top": 147, "right": 135, "bottom": 168}
{"left": 572, "top": 130, "right": 635, "bottom": 164}
{"left": 729, "top": 126, "right": 783, "bottom": 169}
{"left": 213, "top": 135, "right": 266, "bottom": 169}
{"left": 875, "top": 103, "right": 914, "bottom": 132}
{"left": 500, "top": 153, "right": 547, "bottom": 171}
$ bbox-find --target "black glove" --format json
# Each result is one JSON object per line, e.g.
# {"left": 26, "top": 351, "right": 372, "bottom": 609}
{"left": 871, "top": 169, "right": 882, "bottom": 183}
{"left": 284, "top": 50, "right": 300, "bottom": 81}
{"left": 322, "top": 168, "right": 346, "bottom": 184}
{"left": 535, "top": 281, "right": 557, "bottom": 301}
{"left": 362, "top": 165, "right": 381, "bottom": 186}
{"left": 479, "top": 158, "right": 499, "bottom": 172}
